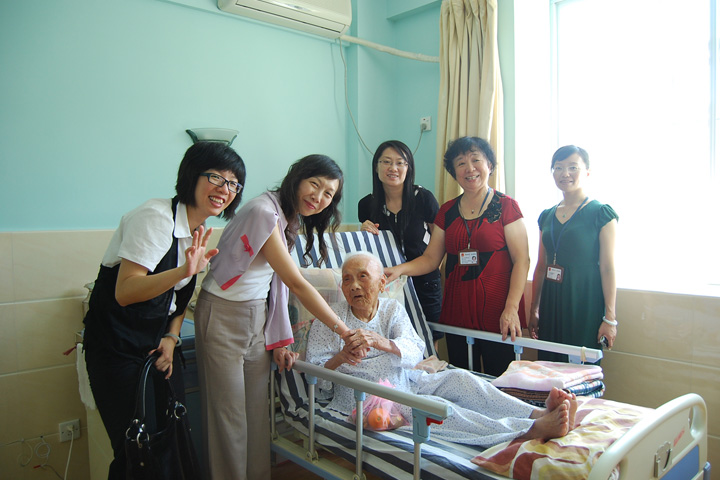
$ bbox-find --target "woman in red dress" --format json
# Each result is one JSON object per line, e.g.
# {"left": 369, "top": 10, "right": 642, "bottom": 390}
{"left": 385, "top": 137, "right": 530, "bottom": 376}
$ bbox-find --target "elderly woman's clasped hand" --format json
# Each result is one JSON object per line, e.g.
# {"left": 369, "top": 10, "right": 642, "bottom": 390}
{"left": 337, "top": 341, "right": 366, "bottom": 366}
{"left": 341, "top": 329, "right": 372, "bottom": 358}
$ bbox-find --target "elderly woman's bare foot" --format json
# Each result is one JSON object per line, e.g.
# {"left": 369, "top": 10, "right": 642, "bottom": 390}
{"left": 544, "top": 388, "right": 578, "bottom": 429}
{"left": 568, "top": 394, "right": 578, "bottom": 430}
{"left": 545, "top": 387, "right": 569, "bottom": 410}
{"left": 519, "top": 401, "right": 570, "bottom": 441}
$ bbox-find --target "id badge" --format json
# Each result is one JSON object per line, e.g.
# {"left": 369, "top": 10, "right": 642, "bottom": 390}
{"left": 459, "top": 248, "right": 479, "bottom": 266}
{"left": 546, "top": 264, "right": 564, "bottom": 283}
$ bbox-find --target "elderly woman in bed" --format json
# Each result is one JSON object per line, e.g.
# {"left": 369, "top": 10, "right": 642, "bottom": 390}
{"left": 306, "top": 252, "right": 578, "bottom": 447}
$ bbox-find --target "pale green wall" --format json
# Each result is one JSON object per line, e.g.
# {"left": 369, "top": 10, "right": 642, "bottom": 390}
{"left": 0, "top": 0, "right": 441, "bottom": 231}
{"left": 343, "top": 1, "right": 440, "bottom": 222}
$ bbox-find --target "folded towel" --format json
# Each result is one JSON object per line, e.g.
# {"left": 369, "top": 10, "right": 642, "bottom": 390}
{"left": 566, "top": 379, "right": 605, "bottom": 397}
{"left": 500, "top": 380, "right": 606, "bottom": 407}
{"left": 491, "top": 360, "right": 603, "bottom": 391}
{"left": 76, "top": 343, "right": 96, "bottom": 409}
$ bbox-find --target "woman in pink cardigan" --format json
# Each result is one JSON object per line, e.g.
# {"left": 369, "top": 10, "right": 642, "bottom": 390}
{"left": 194, "top": 154, "right": 364, "bottom": 480}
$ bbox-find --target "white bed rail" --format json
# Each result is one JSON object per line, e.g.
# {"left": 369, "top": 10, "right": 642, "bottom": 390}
{"left": 272, "top": 359, "right": 452, "bottom": 480}
{"left": 428, "top": 323, "right": 604, "bottom": 365}
{"left": 293, "top": 360, "right": 452, "bottom": 420}
{"left": 587, "top": 393, "right": 708, "bottom": 480}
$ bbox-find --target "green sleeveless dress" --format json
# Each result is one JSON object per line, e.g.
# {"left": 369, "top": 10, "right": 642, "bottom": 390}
{"left": 537, "top": 200, "right": 618, "bottom": 362}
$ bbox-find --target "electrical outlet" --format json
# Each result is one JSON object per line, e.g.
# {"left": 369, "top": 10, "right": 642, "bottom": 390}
{"left": 59, "top": 419, "right": 80, "bottom": 442}
{"left": 420, "top": 116, "right": 432, "bottom": 132}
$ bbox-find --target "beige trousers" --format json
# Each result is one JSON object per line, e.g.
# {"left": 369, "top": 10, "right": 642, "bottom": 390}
{"left": 194, "top": 290, "right": 271, "bottom": 480}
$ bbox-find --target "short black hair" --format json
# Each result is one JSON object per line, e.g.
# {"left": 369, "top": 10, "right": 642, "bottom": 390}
{"left": 551, "top": 145, "right": 590, "bottom": 169}
{"left": 175, "top": 142, "right": 246, "bottom": 220}
{"left": 276, "top": 154, "right": 344, "bottom": 266}
{"left": 442, "top": 136, "right": 496, "bottom": 179}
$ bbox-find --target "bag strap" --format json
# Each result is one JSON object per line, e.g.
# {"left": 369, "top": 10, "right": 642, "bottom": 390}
{"left": 131, "top": 352, "right": 160, "bottom": 423}
{"left": 132, "top": 352, "right": 183, "bottom": 420}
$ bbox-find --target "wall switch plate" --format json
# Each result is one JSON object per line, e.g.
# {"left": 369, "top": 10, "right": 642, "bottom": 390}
{"left": 59, "top": 419, "right": 80, "bottom": 442}
{"left": 420, "top": 116, "right": 432, "bottom": 132}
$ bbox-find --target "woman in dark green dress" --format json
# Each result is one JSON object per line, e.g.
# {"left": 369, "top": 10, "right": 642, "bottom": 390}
{"left": 528, "top": 146, "right": 618, "bottom": 362}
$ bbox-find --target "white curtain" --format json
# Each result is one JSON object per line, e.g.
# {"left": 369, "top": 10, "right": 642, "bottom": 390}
{"left": 435, "top": 0, "right": 504, "bottom": 203}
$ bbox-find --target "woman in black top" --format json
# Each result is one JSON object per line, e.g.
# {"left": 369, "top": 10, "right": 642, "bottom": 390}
{"left": 358, "top": 140, "right": 443, "bottom": 342}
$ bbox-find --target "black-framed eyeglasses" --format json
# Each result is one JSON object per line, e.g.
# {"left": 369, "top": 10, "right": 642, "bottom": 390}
{"left": 200, "top": 173, "right": 243, "bottom": 194}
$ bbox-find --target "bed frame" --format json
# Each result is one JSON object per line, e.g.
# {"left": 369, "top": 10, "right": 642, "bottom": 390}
{"left": 271, "top": 230, "right": 710, "bottom": 480}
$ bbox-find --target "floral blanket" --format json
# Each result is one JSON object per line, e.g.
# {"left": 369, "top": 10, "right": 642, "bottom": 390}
{"left": 472, "top": 398, "right": 652, "bottom": 480}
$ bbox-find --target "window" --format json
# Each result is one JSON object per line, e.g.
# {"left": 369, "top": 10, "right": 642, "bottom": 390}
{"left": 515, "top": 0, "right": 720, "bottom": 295}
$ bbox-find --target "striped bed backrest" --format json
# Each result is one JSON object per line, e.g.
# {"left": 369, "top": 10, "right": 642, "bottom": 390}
{"left": 291, "top": 230, "right": 436, "bottom": 356}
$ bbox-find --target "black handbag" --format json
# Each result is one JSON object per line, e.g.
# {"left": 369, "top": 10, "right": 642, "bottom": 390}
{"left": 125, "top": 353, "right": 202, "bottom": 480}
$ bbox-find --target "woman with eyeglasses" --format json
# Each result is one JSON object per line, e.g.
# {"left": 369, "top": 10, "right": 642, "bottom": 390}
{"left": 193, "top": 154, "right": 359, "bottom": 480}
{"left": 385, "top": 137, "right": 530, "bottom": 377}
{"left": 82, "top": 141, "right": 245, "bottom": 479}
{"left": 358, "top": 140, "right": 443, "bottom": 345}
{"left": 528, "top": 145, "right": 618, "bottom": 360}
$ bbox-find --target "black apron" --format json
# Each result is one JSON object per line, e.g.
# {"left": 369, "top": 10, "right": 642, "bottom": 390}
{"left": 83, "top": 198, "right": 198, "bottom": 479}
{"left": 83, "top": 197, "right": 196, "bottom": 361}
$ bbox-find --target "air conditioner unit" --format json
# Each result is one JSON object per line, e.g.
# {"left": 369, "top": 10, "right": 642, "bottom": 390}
{"left": 217, "top": 0, "right": 351, "bottom": 39}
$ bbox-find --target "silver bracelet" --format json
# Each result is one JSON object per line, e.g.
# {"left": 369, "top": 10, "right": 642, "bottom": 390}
{"left": 163, "top": 333, "right": 182, "bottom": 346}
{"left": 602, "top": 316, "right": 618, "bottom": 326}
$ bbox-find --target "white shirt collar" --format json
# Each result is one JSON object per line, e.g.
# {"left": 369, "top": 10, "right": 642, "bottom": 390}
{"left": 173, "top": 201, "right": 194, "bottom": 239}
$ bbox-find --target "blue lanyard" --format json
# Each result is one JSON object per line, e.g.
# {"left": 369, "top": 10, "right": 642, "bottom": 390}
{"left": 549, "top": 197, "right": 588, "bottom": 263}
{"left": 461, "top": 188, "right": 492, "bottom": 248}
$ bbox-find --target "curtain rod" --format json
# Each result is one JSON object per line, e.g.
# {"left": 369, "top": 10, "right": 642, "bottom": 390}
{"left": 339, "top": 35, "right": 440, "bottom": 63}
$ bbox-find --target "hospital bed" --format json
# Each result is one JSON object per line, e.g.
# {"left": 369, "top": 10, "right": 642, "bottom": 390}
{"left": 271, "top": 230, "right": 710, "bottom": 480}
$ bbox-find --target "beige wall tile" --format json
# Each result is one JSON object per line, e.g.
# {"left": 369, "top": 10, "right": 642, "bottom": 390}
{"left": 708, "top": 435, "right": 718, "bottom": 477}
{"left": 603, "top": 351, "right": 718, "bottom": 472}
{"left": 0, "top": 304, "right": 18, "bottom": 375}
{"left": 602, "top": 351, "right": 719, "bottom": 437}
{"left": 15, "top": 299, "right": 85, "bottom": 371}
{"left": 0, "top": 434, "right": 90, "bottom": 480}
{"left": 86, "top": 406, "right": 112, "bottom": 480}
{"left": 691, "top": 296, "right": 720, "bottom": 368}
{"left": 0, "top": 233, "right": 14, "bottom": 303}
{"left": 603, "top": 351, "right": 696, "bottom": 407}
{"left": 615, "top": 288, "right": 720, "bottom": 366}
{"left": 615, "top": 290, "right": 696, "bottom": 362}
{"left": 0, "top": 432, "right": 90, "bottom": 480}
{"left": 0, "top": 446, "right": 24, "bottom": 480}
{"left": 1, "top": 365, "right": 86, "bottom": 443}
{"left": 207, "top": 226, "right": 223, "bottom": 250}
{"left": 12, "top": 230, "right": 113, "bottom": 302}
{"left": 690, "top": 365, "right": 720, "bottom": 434}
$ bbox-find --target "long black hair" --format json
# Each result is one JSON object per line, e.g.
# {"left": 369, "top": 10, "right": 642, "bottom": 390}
{"left": 369, "top": 140, "right": 416, "bottom": 249}
{"left": 275, "top": 154, "right": 343, "bottom": 266}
